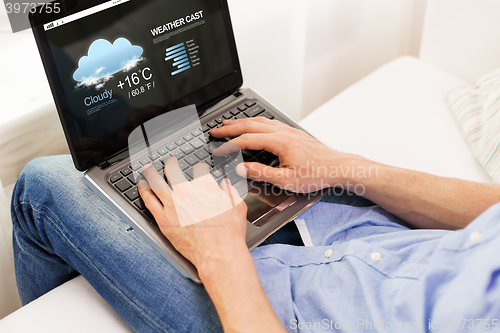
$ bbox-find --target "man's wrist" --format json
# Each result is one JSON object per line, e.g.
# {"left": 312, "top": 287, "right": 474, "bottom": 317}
{"left": 197, "top": 240, "right": 252, "bottom": 284}
{"left": 350, "top": 158, "right": 379, "bottom": 185}
{"left": 327, "top": 154, "right": 379, "bottom": 189}
{"left": 196, "top": 239, "right": 284, "bottom": 333}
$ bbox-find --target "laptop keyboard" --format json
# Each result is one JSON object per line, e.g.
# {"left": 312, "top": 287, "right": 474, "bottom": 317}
{"left": 107, "top": 99, "right": 279, "bottom": 226}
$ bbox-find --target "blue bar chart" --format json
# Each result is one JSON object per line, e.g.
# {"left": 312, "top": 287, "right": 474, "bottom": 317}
{"left": 165, "top": 42, "right": 191, "bottom": 76}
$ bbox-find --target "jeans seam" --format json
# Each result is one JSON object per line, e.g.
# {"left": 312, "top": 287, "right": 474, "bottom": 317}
{"left": 11, "top": 201, "right": 23, "bottom": 229}
{"left": 21, "top": 201, "right": 175, "bottom": 333}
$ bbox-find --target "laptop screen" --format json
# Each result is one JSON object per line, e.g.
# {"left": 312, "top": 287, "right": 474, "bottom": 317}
{"left": 30, "top": 0, "right": 242, "bottom": 170}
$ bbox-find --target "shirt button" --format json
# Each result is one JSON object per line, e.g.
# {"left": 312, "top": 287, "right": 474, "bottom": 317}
{"left": 324, "top": 249, "right": 333, "bottom": 258}
{"left": 469, "top": 231, "right": 482, "bottom": 243}
{"left": 370, "top": 252, "right": 382, "bottom": 261}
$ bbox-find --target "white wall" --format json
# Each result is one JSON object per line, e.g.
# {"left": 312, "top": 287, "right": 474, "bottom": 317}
{"left": 0, "top": 0, "right": 428, "bottom": 124}
{"left": 229, "top": 0, "right": 427, "bottom": 120}
{"left": 0, "top": 1, "right": 426, "bottom": 123}
{"left": 227, "top": 1, "right": 308, "bottom": 120}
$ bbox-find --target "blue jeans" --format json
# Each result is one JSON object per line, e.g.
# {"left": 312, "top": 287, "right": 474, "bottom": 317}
{"left": 11, "top": 155, "right": 374, "bottom": 332}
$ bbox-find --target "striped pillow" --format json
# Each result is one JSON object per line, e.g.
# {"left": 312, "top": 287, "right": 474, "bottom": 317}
{"left": 448, "top": 67, "right": 500, "bottom": 183}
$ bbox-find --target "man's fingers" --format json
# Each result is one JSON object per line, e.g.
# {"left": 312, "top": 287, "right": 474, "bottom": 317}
{"left": 235, "top": 162, "right": 292, "bottom": 187}
{"left": 219, "top": 133, "right": 283, "bottom": 156}
{"left": 210, "top": 118, "right": 277, "bottom": 138}
{"left": 247, "top": 116, "right": 290, "bottom": 128}
{"left": 141, "top": 164, "right": 172, "bottom": 204}
{"left": 138, "top": 180, "right": 164, "bottom": 216}
{"left": 164, "top": 157, "right": 188, "bottom": 186}
{"left": 193, "top": 162, "right": 211, "bottom": 179}
{"left": 211, "top": 141, "right": 242, "bottom": 157}
{"left": 220, "top": 179, "right": 243, "bottom": 207}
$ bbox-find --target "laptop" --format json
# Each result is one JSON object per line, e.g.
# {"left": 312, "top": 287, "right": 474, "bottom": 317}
{"left": 29, "top": 0, "right": 325, "bottom": 282}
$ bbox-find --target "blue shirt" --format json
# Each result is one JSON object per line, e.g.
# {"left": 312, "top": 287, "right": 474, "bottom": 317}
{"left": 251, "top": 201, "right": 500, "bottom": 332}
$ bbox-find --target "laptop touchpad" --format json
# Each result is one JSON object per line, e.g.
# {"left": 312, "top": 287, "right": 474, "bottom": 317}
{"left": 243, "top": 181, "right": 297, "bottom": 227}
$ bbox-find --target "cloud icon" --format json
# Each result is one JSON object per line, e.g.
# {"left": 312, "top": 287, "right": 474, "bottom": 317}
{"left": 73, "top": 38, "right": 143, "bottom": 84}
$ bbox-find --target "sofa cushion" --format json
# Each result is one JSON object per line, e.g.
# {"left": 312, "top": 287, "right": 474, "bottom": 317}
{"left": 0, "top": 276, "right": 133, "bottom": 332}
{"left": 299, "top": 56, "right": 492, "bottom": 183}
{"left": 0, "top": 180, "right": 21, "bottom": 319}
{"left": 447, "top": 67, "right": 500, "bottom": 183}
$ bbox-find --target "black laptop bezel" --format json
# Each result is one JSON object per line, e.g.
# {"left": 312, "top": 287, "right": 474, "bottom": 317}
{"left": 29, "top": 0, "right": 243, "bottom": 171}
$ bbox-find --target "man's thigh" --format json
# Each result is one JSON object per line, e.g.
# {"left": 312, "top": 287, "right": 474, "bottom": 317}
{"left": 12, "top": 155, "right": 222, "bottom": 333}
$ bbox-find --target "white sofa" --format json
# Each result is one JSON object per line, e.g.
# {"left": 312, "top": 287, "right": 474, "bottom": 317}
{"left": 1, "top": 0, "right": 500, "bottom": 331}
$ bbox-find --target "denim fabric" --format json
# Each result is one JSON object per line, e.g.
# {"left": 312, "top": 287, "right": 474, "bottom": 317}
{"left": 12, "top": 156, "right": 500, "bottom": 332}
{"left": 12, "top": 156, "right": 221, "bottom": 332}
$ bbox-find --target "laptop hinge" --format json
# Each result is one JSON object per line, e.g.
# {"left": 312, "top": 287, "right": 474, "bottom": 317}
{"left": 98, "top": 161, "right": 111, "bottom": 169}
{"left": 98, "top": 148, "right": 130, "bottom": 169}
{"left": 197, "top": 88, "right": 240, "bottom": 114}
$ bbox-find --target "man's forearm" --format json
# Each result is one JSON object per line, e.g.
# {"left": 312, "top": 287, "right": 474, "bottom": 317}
{"left": 198, "top": 243, "right": 286, "bottom": 333}
{"left": 344, "top": 159, "right": 500, "bottom": 230}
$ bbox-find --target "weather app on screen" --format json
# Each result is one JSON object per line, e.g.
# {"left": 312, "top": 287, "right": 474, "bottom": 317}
{"left": 44, "top": 0, "right": 233, "bottom": 148}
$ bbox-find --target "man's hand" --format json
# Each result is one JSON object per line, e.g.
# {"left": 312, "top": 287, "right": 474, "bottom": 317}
{"left": 138, "top": 158, "right": 287, "bottom": 332}
{"left": 138, "top": 158, "right": 247, "bottom": 269}
{"left": 212, "top": 116, "right": 500, "bottom": 230}
{"left": 211, "top": 117, "right": 365, "bottom": 193}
